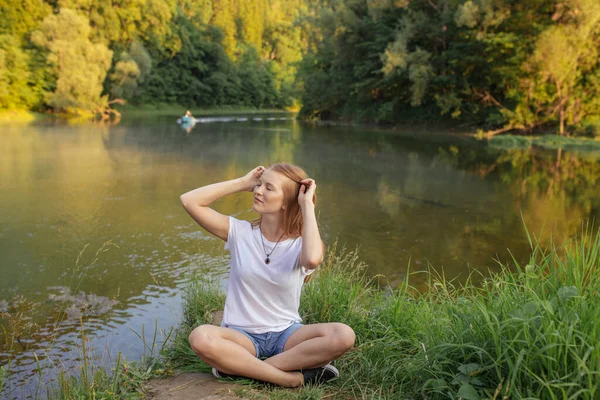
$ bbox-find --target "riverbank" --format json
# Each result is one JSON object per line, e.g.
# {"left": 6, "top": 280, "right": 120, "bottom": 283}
{"left": 2, "top": 227, "right": 598, "bottom": 399}
{"left": 162, "top": 229, "right": 600, "bottom": 399}
{"left": 116, "top": 104, "right": 296, "bottom": 119}
{"left": 4, "top": 105, "right": 599, "bottom": 156}
{"left": 0, "top": 105, "right": 294, "bottom": 126}
{"left": 0, "top": 110, "right": 47, "bottom": 124}
{"left": 488, "top": 134, "right": 600, "bottom": 153}
{"left": 305, "top": 118, "right": 600, "bottom": 154}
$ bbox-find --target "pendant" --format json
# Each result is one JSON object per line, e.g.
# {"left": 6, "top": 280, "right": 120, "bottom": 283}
{"left": 265, "top": 257, "right": 270, "bottom": 264}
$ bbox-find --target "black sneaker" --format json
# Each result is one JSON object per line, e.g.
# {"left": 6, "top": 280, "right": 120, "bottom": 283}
{"left": 212, "top": 367, "right": 240, "bottom": 380}
{"left": 301, "top": 364, "right": 339, "bottom": 386}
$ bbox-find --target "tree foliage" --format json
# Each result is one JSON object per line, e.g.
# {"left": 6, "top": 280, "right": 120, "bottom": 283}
{"left": 0, "top": 0, "right": 51, "bottom": 38}
{"left": 514, "top": 0, "right": 600, "bottom": 135}
{"left": 0, "top": 34, "right": 35, "bottom": 109}
{"left": 2, "top": 0, "right": 597, "bottom": 132}
{"left": 0, "top": 0, "right": 304, "bottom": 115}
{"left": 31, "top": 9, "right": 113, "bottom": 113}
{"left": 297, "top": 0, "right": 600, "bottom": 135}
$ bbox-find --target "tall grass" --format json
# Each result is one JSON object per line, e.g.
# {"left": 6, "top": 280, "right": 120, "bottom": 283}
{"left": 0, "top": 242, "right": 171, "bottom": 399}
{"left": 164, "top": 277, "right": 226, "bottom": 373}
{"left": 49, "top": 319, "right": 173, "bottom": 400}
{"left": 171, "top": 227, "right": 600, "bottom": 399}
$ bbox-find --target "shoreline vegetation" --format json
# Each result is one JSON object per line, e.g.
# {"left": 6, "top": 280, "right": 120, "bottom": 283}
{"left": 2, "top": 1, "right": 599, "bottom": 136}
{"left": 2, "top": 227, "right": 599, "bottom": 399}
{"left": 3, "top": 105, "right": 600, "bottom": 155}
{"left": 116, "top": 104, "right": 298, "bottom": 118}
{"left": 0, "top": 105, "right": 295, "bottom": 124}
{"left": 0, "top": 109, "right": 46, "bottom": 124}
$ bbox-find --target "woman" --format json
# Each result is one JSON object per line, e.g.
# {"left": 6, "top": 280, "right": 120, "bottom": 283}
{"left": 180, "top": 163, "right": 355, "bottom": 387}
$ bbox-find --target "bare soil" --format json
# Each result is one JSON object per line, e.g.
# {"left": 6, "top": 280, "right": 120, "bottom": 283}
{"left": 146, "top": 311, "right": 242, "bottom": 399}
{"left": 146, "top": 372, "right": 242, "bottom": 400}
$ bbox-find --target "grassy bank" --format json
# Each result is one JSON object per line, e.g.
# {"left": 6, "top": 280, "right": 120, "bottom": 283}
{"left": 488, "top": 134, "right": 600, "bottom": 153}
{"left": 0, "top": 110, "right": 47, "bottom": 124}
{"left": 0, "top": 105, "right": 295, "bottom": 126}
{"left": 0, "top": 242, "right": 171, "bottom": 399}
{"left": 0, "top": 311, "right": 169, "bottom": 399}
{"left": 116, "top": 104, "right": 297, "bottom": 118}
{"left": 3, "top": 228, "right": 598, "bottom": 399}
{"left": 166, "top": 228, "right": 600, "bottom": 399}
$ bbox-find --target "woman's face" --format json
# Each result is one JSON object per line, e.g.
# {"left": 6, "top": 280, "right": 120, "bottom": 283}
{"left": 252, "top": 169, "right": 287, "bottom": 214}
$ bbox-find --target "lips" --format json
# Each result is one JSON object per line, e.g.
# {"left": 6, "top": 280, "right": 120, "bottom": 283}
{"left": 254, "top": 197, "right": 263, "bottom": 204}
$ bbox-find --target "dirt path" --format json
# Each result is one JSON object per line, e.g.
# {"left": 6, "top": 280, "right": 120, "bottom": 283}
{"left": 146, "top": 372, "right": 242, "bottom": 400}
{"left": 146, "top": 312, "right": 243, "bottom": 399}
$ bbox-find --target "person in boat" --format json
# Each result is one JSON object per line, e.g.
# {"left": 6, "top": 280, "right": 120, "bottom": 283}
{"left": 179, "top": 110, "right": 194, "bottom": 134}
{"left": 182, "top": 110, "right": 193, "bottom": 123}
{"left": 180, "top": 163, "right": 355, "bottom": 387}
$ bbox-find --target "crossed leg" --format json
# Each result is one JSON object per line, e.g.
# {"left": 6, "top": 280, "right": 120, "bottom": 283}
{"left": 188, "top": 322, "right": 355, "bottom": 387}
{"left": 265, "top": 322, "right": 356, "bottom": 371}
{"left": 188, "top": 325, "right": 303, "bottom": 387}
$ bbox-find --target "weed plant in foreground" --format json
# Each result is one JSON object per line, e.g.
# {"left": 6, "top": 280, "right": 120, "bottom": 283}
{"left": 0, "top": 242, "right": 172, "bottom": 399}
{"left": 167, "top": 227, "right": 600, "bottom": 400}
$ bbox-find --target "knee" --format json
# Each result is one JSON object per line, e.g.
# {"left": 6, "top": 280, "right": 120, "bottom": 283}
{"left": 330, "top": 323, "right": 355, "bottom": 353}
{"left": 188, "top": 325, "right": 219, "bottom": 358}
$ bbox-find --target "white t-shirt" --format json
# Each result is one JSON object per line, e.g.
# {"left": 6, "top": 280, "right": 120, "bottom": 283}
{"left": 222, "top": 216, "right": 312, "bottom": 333}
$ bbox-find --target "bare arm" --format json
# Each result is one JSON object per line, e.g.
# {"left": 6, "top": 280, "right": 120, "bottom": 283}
{"left": 180, "top": 166, "right": 265, "bottom": 241}
{"left": 298, "top": 179, "right": 324, "bottom": 269}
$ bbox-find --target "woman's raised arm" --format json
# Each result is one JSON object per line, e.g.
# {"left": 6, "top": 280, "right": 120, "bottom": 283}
{"left": 180, "top": 166, "right": 265, "bottom": 241}
{"left": 298, "top": 179, "right": 324, "bottom": 269}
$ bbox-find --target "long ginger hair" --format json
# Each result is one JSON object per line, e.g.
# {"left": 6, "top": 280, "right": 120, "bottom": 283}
{"left": 252, "top": 163, "right": 319, "bottom": 282}
{"left": 252, "top": 163, "right": 316, "bottom": 238}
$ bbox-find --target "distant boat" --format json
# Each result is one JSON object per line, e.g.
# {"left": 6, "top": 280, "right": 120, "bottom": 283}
{"left": 176, "top": 115, "right": 291, "bottom": 126}
{"left": 177, "top": 115, "right": 197, "bottom": 127}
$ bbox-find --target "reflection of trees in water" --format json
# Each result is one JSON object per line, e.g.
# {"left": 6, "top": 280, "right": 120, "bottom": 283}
{"left": 295, "top": 131, "right": 520, "bottom": 285}
{"left": 102, "top": 119, "right": 302, "bottom": 170}
{"left": 468, "top": 148, "right": 600, "bottom": 243}
{"left": 364, "top": 138, "right": 600, "bottom": 285}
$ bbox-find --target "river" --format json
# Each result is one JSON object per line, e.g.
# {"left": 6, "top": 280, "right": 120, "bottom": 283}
{"left": 1, "top": 114, "right": 599, "bottom": 397}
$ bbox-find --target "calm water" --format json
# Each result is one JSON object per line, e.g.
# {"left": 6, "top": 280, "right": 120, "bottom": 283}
{"left": 1, "top": 115, "right": 599, "bottom": 396}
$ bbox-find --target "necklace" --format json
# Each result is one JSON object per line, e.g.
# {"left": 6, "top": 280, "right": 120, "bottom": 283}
{"left": 259, "top": 224, "right": 286, "bottom": 264}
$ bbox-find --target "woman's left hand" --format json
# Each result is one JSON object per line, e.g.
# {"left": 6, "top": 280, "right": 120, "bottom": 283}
{"left": 298, "top": 178, "right": 316, "bottom": 209}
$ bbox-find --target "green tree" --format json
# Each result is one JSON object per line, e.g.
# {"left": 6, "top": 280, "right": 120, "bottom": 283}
{"left": 136, "top": 14, "right": 241, "bottom": 107}
{"left": 178, "top": 0, "right": 214, "bottom": 24}
{"left": 31, "top": 8, "right": 113, "bottom": 114}
{"left": 0, "top": 35, "right": 36, "bottom": 109}
{"left": 237, "top": 0, "right": 267, "bottom": 54}
{"left": 237, "top": 46, "right": 281, "bottom": 108}
{"left": 57, "top": 0, "right": 179, "bottom": 52}
{"left": 110, "top": 58, "right": 140, "bottom": 99}
{"left": 296, "top": 0, "right": 600, "bottom": 135}
{"left": 0, "top": 0, "right": 309, "bottom": 113}
{"left": 210, "top": 0, "right": 238, "bottom": 59}
{"left": 514, "top": 0, "right": 600, "bottom": 135}
{"left": 263, "top": 0, "right": 306, "bottom": 106}
{"left": 109, "top": 40, "right": 152, "bottom": 99}
{"left": 0, "top": 0, "right": 51, "bottom": 38}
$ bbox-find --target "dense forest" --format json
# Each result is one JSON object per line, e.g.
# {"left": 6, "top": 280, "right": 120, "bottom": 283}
{"left": 1, "top": 0, "right": 599, "bottom": 135}
{"left": 0, "top": 0, "right": 307, "bottom": 114}
{"left": 298, "top": 0, "right": 600, "bottom": 136}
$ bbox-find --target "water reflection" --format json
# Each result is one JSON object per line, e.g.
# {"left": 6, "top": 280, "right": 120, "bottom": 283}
{"left": 452, "top": 147, "right": 600, "bottom": 244}
{"left": 0, "top": 117, "right": 599, "bottom": 396}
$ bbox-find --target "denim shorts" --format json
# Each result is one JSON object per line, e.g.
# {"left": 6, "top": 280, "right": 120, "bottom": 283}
{"left": 225, "top": 323, "right": 303, "bottom": 359}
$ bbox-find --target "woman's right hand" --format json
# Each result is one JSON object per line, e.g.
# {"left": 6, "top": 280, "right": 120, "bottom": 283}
{"left": 241, "top": 166, "right": 265, "bottom": 191}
